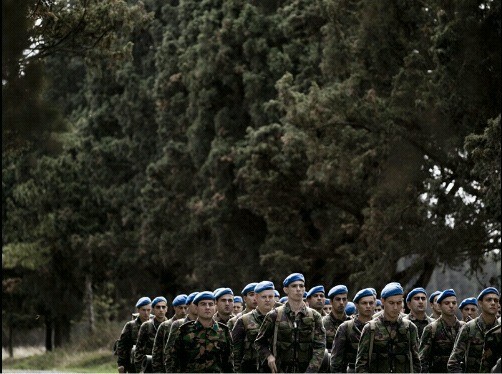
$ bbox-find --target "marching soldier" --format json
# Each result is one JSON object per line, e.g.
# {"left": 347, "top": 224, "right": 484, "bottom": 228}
{"left": 254, "top": 273, "right": 326, "bottom": 373}
{"left": 458, "top": 297, "right": 478, "bottom": 322}
{"left": 429, "top": 290, "right": 442, "bottom": 320}
{"left": 448, "top": 287, "right": 501, "bottom": 373}
{"left": 306, "top": 285, "right": 326, "bottom": 316}
{"left": 345, "top": 302, "right": 357, "bottom": 318}
{"left": 323, "top": 298, "right": 332, "bottom": 316}
{"left": 323, "top": 285, "right": 351, "bottom": 350}
{"left": 234, "top": 296, "right": 244, "bottom": 315}
{"left": 419, "top": 289, "right": 464, "bottom": 372}
{"left": 213, "top": 287, "right": 235, "bottom": 324}
{"left": 274, "top": 290, "right": 281, "bottom": 303}
{"left": 227, "top": 282, "right": 258, "bottom": 331}
{"left": 165, "top": 291, "right": 233, "bottom": 372}
{"left": 403, "top": 287, "right": 434, "bottom": 339}
{"left": 116, "top": 297, "right": 152, "bottom": 373}
{"left": 480, "top": 318, "right": 501, "bottom": 373}
{"left": 355, "top": 282, "right": 421, "bottom": 373}
{"left": 330, "top": 288, "right": 376, "bottom": 373}
{"left": 134, "top": 296, "right": 168, "bottom": 373}
{"left": 374, "top": 299, "right": 383, "bottom": 314}
{"left": 232, "top": 281, "right": 276, "bottom": 372}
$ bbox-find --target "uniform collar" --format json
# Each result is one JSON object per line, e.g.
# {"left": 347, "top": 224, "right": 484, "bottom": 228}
{"left": 194, "top": 319, "right": 220, "bottom": 332}
{"left": 285, "top": 301, "right": 309, "bottom": 316}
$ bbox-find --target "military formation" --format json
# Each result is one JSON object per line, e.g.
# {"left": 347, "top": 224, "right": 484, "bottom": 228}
{"left": 115, "top": 274, "right": 501, "bottom": 373}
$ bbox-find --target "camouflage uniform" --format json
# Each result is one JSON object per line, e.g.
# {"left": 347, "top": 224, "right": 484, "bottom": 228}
{"left": 232, "top": 308, "right": 266, "bottom": 372}
{"left": 419, "top": 316, "right": 464, "bottom": 372}
{"left": 480, "top": 321, "right": 501, "bottom": 372}
{"left": 322, "top": 312, "right": 351, "bottom": 351}
{"left": 228, "top": 308, "right": 251, "bottom": 331}
{"left": 134, "top": 317, "right": 166, "bottom": 372}
{"left": 254, "top": 302, "right": 326, "bottom": 373}
{"left": 117, "top": 316, "right": 143, "bottom": 372}
{"left": 402, "top": 313, "right": 434, "bottom": 340}
{"left": 448, "top": 316, "right": 500, "bottom": 373}
{"left": 151, "top": 316, "right": 180, "bottom": 373}
{"left": 330, "top": 317, "right": 367, "bottom": 373}
{"left": 162, "top": 316, "right": 193, "bottom": 371}
{"left": 213, "top": 311, "right": 234, "bottom": 325}
{"left": 355, "top": 314, "right": 420, "bottom": 373}
{"left": 164, "top": 319, "right": 233, "bottom": 373}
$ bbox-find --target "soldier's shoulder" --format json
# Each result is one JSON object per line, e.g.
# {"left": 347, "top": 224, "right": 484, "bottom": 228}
{"left": 216, "top": 321, "right": 230, "bottom": 332}
{"left": 308, "top": 307, "right": 322, "bottom": 319}
{"left": 179, "top": 319, "right": 196, "bottom": 332}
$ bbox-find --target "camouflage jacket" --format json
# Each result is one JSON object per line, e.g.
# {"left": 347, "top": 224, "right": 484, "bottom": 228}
{"left": 165, "top": 319, "right": 233, "bottom": 373}
{"left": 419, "top": 316, "right": 464, "bottom": 373}
{"left": 480, "top": 320, "right": 501, "bottom": 373}
{"left": 151, "top": 316, "right": 181, "bottom": 373}
{"left": 213, "top": 311, "right": 234, "bottom": 325}
{"left": 117, "top": 317, "right": 143, "bottom": 371}
{"left": 163, "top": 316, "right": 194, "bottom": 371}
{"left": 323, "top": 312, "right": 351, "bottom": 350}
{"left": 232, "top": 308, "right": 266, "bottom": 372}
{"left": 355, "top": 314, "right": 420, "bottom": 373}
{"left": 448, "top": 315, "right": 500, "bottom": 373}
{"left": 254, "top": 302, "right": 326, "bottom": 373}
{"left": 330, "top": 317, "right": 367, "bottom": 372}
{"left": 134, "top": 317, "right": 167, "bottom": 372}
{"left": 402, "top": 313, "right": 434, "bottom": 340}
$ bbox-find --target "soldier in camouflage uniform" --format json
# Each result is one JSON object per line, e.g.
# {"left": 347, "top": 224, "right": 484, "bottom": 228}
{"left": 459, "top": 297, "right": 478, "bottom": 322}
{"left": 232, "top": 281, "right": 276, "bottom": 372}
{"left": 428, "top": 290, "right": 442, "bottom": 320}
{"left": 117, "top": 297, "right": 152, "bottom": 373}
{"left": 254, "top": 273, "right": 326, "bottom": 373}
{"left": 134, "top": 296, "right": 168, "bottom": 373}
{"left": 480, "top": 318, "right": 501, "bottom": 373}
{"left": 373, "top": 299, "right": 382, "bottom": 314}
{"left": 323, "top": 285, "right": 351, "bottom": 350}
{"left": 212, "top": 287, "right": 235, "bottom": 325}
{"left": 165, "top": 291, "right": 233, "bottom": 373}
{"left": 419, "top": 289, "right": 464, "bottom": 372}
{"left": 448, "top": 287, "right": 500, "bottom": 373}
{"left": 403, "top": 287, "right": 434, "bottom": 339}
{"left": 355, "top": 282, "right": 420, "bottom": 373}
{"left": 323, "top": 298, "right": 332, "bottom": 315}
{"left": 234, "top": 296, "right": 244, "bottom": 315}
{"left": 306, "top": 285, "right": 326, "bottom": 316}
{"left": 227, "top": 282, "right": 258, "bottom": 331}
{"left": 331, "top": 288, "right": 375, "bottom": 373}
{"left": 151, "top": 294, "right": 187, "bottom": 373}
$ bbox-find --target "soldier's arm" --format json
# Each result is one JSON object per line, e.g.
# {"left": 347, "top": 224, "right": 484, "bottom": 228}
{"left": 254, "top": 311, "right": 277, "bottom": 366}
{"left": 330, "top": 322, "right": 348, "bottom": 373}
{"left": 418, "top": 324, "right": 433, "bottom": 373}
{"left": 306, "top": 311, "right": 327, "bottom": 373}
{"left": 409, "top": 322, "right": 421, "bottom": 373}
{"left": 222, "top": 327, "right": 235, "bottom": 373}
{"left": 447, "top": 323, "right": 469, "bottom": 373}
{"left": 165, "top": 327, "right": 182, "bottom": 373}
{"left": 355, "top": 324, "right": 371, "bottom": 373}
{"left": 116, "top": 322, "right": 132, "bottom": 367}
{"left": 133, "top": 323, "right": 147, "bottom": 373}
{"left": 163, "top": 321, "right": 181, "bottom": 371}
{"left": 231, "top": 317, "right": 246, "bottom": 372}
{"left": 151, "top": 323, "right": 166, "bottom": 373}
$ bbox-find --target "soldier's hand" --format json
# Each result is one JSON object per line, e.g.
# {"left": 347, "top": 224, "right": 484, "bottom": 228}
{"left": 118, "top": 366, "right": 125, "bottom": 373}
{"left": 267, "top": 355, "right": 278, "bottom": 373}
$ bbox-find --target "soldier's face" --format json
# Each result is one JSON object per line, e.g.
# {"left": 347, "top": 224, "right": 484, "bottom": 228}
{"left": 153, "top": 302, "right": 168, "bottom": 319}
{"left": 284, "top": 281, "right": 305, "bottom": 302}
{"left": 308, "top": 293, "right": 325, "bottom": 309}
{"left": 138, "top": 305, "right": 152, "bottom": 322}
{"left": 323, "top": 305, "right": 332, "bottom": 314}
{"left": 188, "top": 303, "right": 198, "bottom": 316}
{"left": 407, "top": 293, "right": 427, "bottom": 313}
{"left": 480, "top": 294, "right": 500, "bottom": 316}
{"left": 217, "top": 294, "right": 234, "bottom": 315}
{"left": 257, "top": 290, "right": 275, "bottom": 314}
{"left": 461, "top": 305, "right": 477, "bottom": 321}
{"left": 233, "top": 302, "right": 243, "bottom": 314}
{"left": 383, "top": 295, "right": 403, "bottom": 320}
{"left": 197, "top": 300, "right": 216, "bottom": 320}
{"left": 331, "top": 294, "right": 348, "bottom": 313}
{"left": 439, "top": 296, "right": 457, "bottom": 317}
{"left": 374, "top": 305, "right": 382, "bottom": 313}
{"left": 244, "top": 292, "right": 258, "bottom": 309}
{"left": 432, "top": 296, "right": 441, "bottom": 313}
{"left": 173, "top": 305, "right": 188, "bottom": 318}
{"left": 357, "top": 296, "right": 376, "bottom": 318}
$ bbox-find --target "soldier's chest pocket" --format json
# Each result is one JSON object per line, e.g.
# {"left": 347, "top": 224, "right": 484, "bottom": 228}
{"left": 298, "top": 317, "right": 314, "bottom": 340}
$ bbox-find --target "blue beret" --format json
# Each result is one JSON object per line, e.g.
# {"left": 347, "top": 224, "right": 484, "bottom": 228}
{"left": 303, "top": 292, "right": 307, "bottom": 299}
{"left": 214, "top": 287, "right": 233, "bottom": 300}
{"left": 172, "top": 294, "right": 188, "bottom": 306}
{"left": 306, "top": 285, "right": 325, "bottom": 298}
{"left": 324, "top": 298, "right": 331, "bottom": 305}
{"left": 283, "top": 273, "right": 305, "bottom": 287}
{"left": 406, "top": 287, "right": 427, "bottom": 303}
{"left": 194, "top": 291, "right": 215, "bottom": 305}
{"left": 234, "top": 296, "right": 243, "bottom": 304}
{"left": 274, "top": 290, "right": 280, "bottom": 297}
{"left": 186, "top": 292, "right": 199, "bottom": 305}
{"left": 242, "top": 282, "right": 258, "bottom": 296}
{"left": 376, "top": 299, "right": 382, "bottom": 306}
{"left": 381, "top": 282, "right": 404, "bottom": 299}
{"left": 429, "top": 290, "right": 442, "bottom": 303}
{"left": 353, "top": 288, "right": 375, "bottom": 304}
{"left": 254, "top": 281, "right": 275, "bottom": 294}
{"left": 345, "top": 302, "right": 356, "bottom": 315}
{"left": 136, "top": 297, "right": 151, "bottom": 308}
{"left": 328, "top": 285, "right": 348, "bottom": 299}
{"left": 279, "top": 296, "right": 288, "bottom": 303}
{"left": 477, "top": 287, "right": 500, "bottom": 301}
{"left": 459, "top": 297, "right": 477, "bottom": 309}
{"left": 437, "top": 289, "right": 456, "bottom": 304}
{"left": 369, "top": 288, "right": 377, "bottom": 297}
{"left": 152, "top": 296, "right": 167, "bottom": 307}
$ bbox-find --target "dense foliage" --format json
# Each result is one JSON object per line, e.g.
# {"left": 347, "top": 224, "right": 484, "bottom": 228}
{"left": 3, "top": 0, "right": 500, "bottom": 348}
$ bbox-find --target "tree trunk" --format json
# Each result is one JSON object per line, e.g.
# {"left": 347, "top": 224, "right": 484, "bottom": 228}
{"left": 8, "top": 323, "right": 14, "bottom": 358}
{"left": 85, "top": 271, "right": 95, "bottom": 333}
{"left": 45, "top": 317, "right": 53, "bottom": 352}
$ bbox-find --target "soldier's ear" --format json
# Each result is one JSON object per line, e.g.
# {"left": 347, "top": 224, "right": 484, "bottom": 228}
{"left": 283, "top": 287, "right": 288, "bottom": 295}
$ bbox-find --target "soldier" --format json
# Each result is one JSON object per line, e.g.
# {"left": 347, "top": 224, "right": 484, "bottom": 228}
{"left": 458, "top": 297, "right": 478, "bottom": 322}
{"left": 448, "top": 287, "right": 501, "bottom": 373}
{"left": 346, "top": 302, "right": 357, "bottom": 318}
{"left": 134, "top": 296, "right": 168, "bottom": 373}
{"left": 151, "top": 294, "right": 187, "bottom": 373}
{"left": 330, "top": 288, "right": 376, "bottom": 373}
{"left": 403, "top": 287, "right": 434, "bottom": 339}
{"left": 374, "top": 299, "right": 383, "bottom": 314}
{"left": 279, "top": 296, "right": 288, "bottom": 304}
{"left": 165, "top": 291, "right": 233, "bottom": 372}
{"left": 355, "top": 282, "right": 421, "bottom": 373}
{"left": 232, "top": 281, "right": 276, "bottom": 372}
{"left": 274, "top": 290, "right": 281, "bottom": 303}
{"left": 429, "top": 290, "right": 442, "bottom": 320}
{"left": 323, "top": 299, "right": 332, "bottom": 315}
{"left": 227, "top": 282, "right": 258, "bottom": 331}
{"left": 306, "top": 285, "right": 326, "bottom": 315}
{"left": 419, "top": 289, "right": 464, "bottom": 372}
{"left": 234, "top": 296, "right": 244, "bottom": 315}
{"left": 323, "top": 285, "right": 351, "bottom": 350}
{"left": 117, "top": 297, "right": 152, "bottom": 373}
{"left": 213, "top": 287, "right": 235, "bottom": 324}
{"left": 254, "top": 272, "right": 326, "bottom": 373}
{"left": 480, "top": 317, "right": 501, "bottom": 373}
